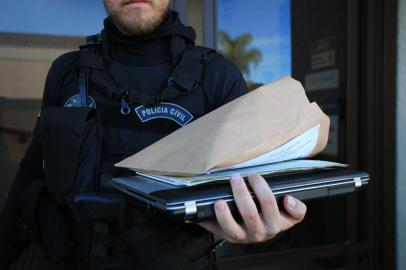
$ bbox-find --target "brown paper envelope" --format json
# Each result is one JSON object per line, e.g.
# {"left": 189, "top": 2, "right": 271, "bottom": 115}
{"left": 115, "top": 76, "right": 330, "bottom": 176}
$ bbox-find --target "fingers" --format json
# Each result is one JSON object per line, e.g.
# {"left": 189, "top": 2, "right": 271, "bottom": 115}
{"left": 197, "top": 174, "right": 307, "bottom": 245}
{"left": 246, "top": 174, "right": 307, "bottom": 233}
{"left": 230, "top": 174, "right": 265, "bottom": 240}
{"left": 279, "top": 195, "right": 307, "bottom": 229}
{"left": 247, "top": 174, "right": 281, "bottom": 236}
{"left": 197, "top": 221, "right": 224, "bottom": 237}
{"left": 213, "top": 199, "right": 247, "bottom": 242}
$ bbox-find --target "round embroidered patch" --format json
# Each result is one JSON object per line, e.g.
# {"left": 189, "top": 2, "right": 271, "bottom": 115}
{"left": 64, "top": 94, "right": 96, "bottom": 108}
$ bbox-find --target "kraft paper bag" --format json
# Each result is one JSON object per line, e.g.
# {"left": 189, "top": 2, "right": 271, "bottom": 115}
{"left": 115, "top": 76, "right": 330, "bottom": 176}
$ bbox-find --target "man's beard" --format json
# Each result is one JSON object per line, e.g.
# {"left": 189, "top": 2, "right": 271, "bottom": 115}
{"left": 104, "top": 3, "right": 170, "bottom": 36}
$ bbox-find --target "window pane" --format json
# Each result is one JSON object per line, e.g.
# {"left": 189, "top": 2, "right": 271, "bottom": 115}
{"left": 0, "top": 0, "right": 105, "bottom": 36}
{"left": 216, "top": 0, "right": 291, "bottom": 88}
{"left": 0, "top": 1, "right": 105, "bottom": 210}
{"left": 0, "top": 2, "right": 106, "bottom": 266}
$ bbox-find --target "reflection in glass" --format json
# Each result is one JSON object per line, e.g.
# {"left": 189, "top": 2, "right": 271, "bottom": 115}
{"left": 0, "top": 1, "right": 105, "bottom": 212}
{"left": 217, "top": 0, "right": 291, "bottom": 89}
{"left": 218, "top": 31, "right": 262, "bottom": 77}
{"left": 0, "top": 1, "right": 105, "bottom": 267}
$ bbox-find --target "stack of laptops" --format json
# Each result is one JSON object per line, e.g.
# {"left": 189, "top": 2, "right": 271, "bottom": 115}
{"left": 112, "top": 160, "right": 369, "bottom": 221}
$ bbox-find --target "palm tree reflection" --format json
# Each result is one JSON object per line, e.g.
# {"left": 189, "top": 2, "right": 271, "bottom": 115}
{"left": 218, "top": 31, "right": 262, "bottom": 91}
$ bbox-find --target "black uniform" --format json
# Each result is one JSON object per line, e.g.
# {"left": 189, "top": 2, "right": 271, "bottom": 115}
{"left": 0, "top": 11, "right": 247, "bottom": 270}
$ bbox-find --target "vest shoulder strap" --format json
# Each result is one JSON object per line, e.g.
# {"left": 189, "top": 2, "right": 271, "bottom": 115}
{"left": 76, "top": 33, "right": 220, "bottom": 106}
{"left": 158, "top": 45, "right": 218, "bottom": 104}
{"left": 76, "top": 33, "right": 105, "bottom": 107}
{"left": 165, "top": 45, "right": 218, "bottom": 95}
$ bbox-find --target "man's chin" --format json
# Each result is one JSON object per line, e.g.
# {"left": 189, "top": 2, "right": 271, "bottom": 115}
{"left": 112, "top": 16, "right": 159, "bottom": 35}
{"left": 108, "top": 6, "right": 169, "bottom": 35}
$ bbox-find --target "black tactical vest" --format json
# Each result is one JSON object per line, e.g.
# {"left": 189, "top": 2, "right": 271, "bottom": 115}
{"left": 21, "top": 33, "right": 222, "bottom": 270}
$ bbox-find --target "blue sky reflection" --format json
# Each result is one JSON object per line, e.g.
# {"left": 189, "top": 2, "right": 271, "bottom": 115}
{"left": 217, "top": 0, "right": 291, "bottom": 84}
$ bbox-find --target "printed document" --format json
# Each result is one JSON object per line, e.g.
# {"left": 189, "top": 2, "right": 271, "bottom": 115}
{"left": 212, "top": 124, "right": 321, "bottom": 172}
{"left": 136, "top": 159, "right": 347, "bottom": 187}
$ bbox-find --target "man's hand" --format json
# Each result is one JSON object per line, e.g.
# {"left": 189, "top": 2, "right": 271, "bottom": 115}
{"left": 198, "top": 173, "right": 307, "bottom": 244}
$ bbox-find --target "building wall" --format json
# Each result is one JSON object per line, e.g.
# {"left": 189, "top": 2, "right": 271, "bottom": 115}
{"left": 396, "top": 0, "right": 406, "bottom": 269}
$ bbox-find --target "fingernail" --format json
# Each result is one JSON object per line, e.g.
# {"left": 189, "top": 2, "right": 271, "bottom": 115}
{"left": 215, "top": 200, "right": 225, "bottom": 212}
{"left": 288, "top": 196, "right": 297, "bottom": 209}
{"left": 248, "top": 174, "right": 258, "bottom": 182}
{"left": 230, "top": 174, "right": 242, "bottom": 185}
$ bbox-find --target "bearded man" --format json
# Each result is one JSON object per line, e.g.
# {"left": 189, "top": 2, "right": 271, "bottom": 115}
{"left": 0, "top": 1, "right": 307, "bottom": 269}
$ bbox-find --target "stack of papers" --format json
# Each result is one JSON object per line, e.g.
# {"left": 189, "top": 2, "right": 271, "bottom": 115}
{"left": 137, "top": 160, "right": 348, "bottom": 186}
{"left": 210, "top": 124, "right": 321, "bottom": 172}
{"left": 116, "top": 77, "right": 335, "bottom": 185}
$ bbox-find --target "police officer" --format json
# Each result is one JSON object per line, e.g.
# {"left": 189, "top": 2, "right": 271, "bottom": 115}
{"left": 0, "top": 0, "right": 307, "bottom": 269}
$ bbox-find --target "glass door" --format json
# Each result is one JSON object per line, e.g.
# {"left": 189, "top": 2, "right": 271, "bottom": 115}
{"left": 175, "top": 0, "right": 381, "bottom": 269}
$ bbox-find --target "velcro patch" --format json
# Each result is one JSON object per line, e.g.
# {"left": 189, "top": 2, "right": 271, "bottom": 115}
{"left": 135, "top": 103, "right": 193, "bottom": 126}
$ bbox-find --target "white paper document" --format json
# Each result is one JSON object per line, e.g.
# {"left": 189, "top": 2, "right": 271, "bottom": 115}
{"left": 212, "top": 124, "right": 321, "bottom": 172}
{"left": 136, "top": 159, "right": 347, "bottom": 187}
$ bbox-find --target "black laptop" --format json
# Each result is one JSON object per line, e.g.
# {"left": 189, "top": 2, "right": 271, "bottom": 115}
{"left": 112, "top": 167, "right": 369, "bottom": 222}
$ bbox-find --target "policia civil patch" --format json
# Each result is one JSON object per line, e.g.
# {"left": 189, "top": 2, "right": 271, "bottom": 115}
{"left": 135, "top": 103, "right": 194, "bottom": 126}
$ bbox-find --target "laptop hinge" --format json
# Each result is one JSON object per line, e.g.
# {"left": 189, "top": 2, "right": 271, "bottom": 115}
{"left": 354, "top": 177, "right": 362, "bottom": 188}
{"left": 184, "top": 201, "right": 197, "bottom": 215}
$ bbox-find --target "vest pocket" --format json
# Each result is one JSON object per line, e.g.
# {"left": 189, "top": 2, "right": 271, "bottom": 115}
{"left": 40, "top": 107, "right": 97, "bottom": 196}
